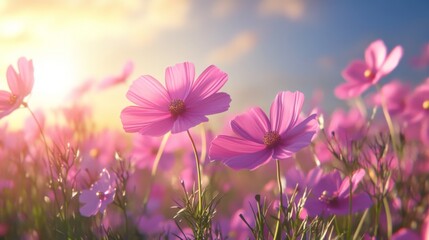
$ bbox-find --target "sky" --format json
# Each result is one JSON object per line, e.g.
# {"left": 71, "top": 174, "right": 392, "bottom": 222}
{"left": 0, "top": 0, "right": 428, "bottom": 130}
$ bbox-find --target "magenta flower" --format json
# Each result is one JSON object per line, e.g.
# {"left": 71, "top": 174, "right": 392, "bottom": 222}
{"left": 79, "top": 169, "right": 116, "bottom": 217}
{"left": 368, "top": 79, "right": 410, "bottom": 116}
{"left": 121, "top": 62, "right": 230, "bottom": 136}
{"left": 98, "top": 61, "right": 133, "bottom": 90}
{"left": 209, "top": 91, "right": 318, "bottom": 170}
{"left": 0, "top": 57, "right": 34, "bottom": 119}
{"left": 335, "top": 39, "right": 403, "bottom": 99}
{"left": 304, "top": 169, "right": 372, "bottom": 217}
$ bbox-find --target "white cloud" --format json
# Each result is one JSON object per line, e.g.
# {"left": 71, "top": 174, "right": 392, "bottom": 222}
{"left": 208, "top": 31, "right": 257, "bottom": 65}
{"left": 259, "top": 0, "right": 305, "bottom": 20}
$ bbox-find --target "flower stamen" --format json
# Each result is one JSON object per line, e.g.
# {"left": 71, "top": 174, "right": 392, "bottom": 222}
{"left": 423, "top": 100, "right": 429, "bottom": 110}
{"left": 263, "top": 131, "right": 281, "bottom": 148}
{"left": 9, "top": 94, "right": 17, "bottom": 105}
{"left": 96, "top": 191, "right": 107, "bottom": 201}
{"left": 169, "top": 99, "right": 186, "bottom": 116}
{"left": 364, "top": 69, "right": 375, "bottom": 79}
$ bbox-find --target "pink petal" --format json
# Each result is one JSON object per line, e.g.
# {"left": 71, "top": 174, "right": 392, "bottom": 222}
{"left": 99, "top": 191, "right": 115, "bottom": 213}
{"left": 187, "top": 92, "right": 231, "bottom": 116}
{"left": 79, "top": 190, "right": 101, "bottom": 217}
{"left": 126, "top": 75, "right": 170, "bottom": 108}
{"left": 209, "top": 135, "right": 269, "bottom": 170}
{"left": 92, "top": 169, "right": 112, "bottom": 192}
{"left": 187, "top": 65, "right": 228, "bottom": 102}
{"left": 365, "top": 39, "right": 386, "bottom": 69}
{"left": 120, "top": 106, "right": 173, "bottom": 136}
{"left": 230, "top": 107, "right": 269, "bottom": 143}
{"left": 0, "top": 91, "right": 13, "bottom": 111}
{"left": 334, "top": 82, "right": 371, "bottom": 99}
{"left": 338, "top": 169, "right": 365, "bottom": 197}
{"left": 274, "top": 114, "right": 318, "bottom": 159}
{"left": 6, "top": 65, "right": 20, "bottom": 94}
{"left": 171, "top": 112, "right": 208, "bottom": 134}
{"left": 379, "top": 45, "right": 403, "bottom": 75}
{"left": 341, "top": 60, "right": 369, "bottom": 83}
{"left": 270, "top": 91, "right": 304, "bottom": 134}
{"left": 165, "top": 62, "right": 194, "bottom": 100}
{"left": 17, "top": 57, "right": 34, "bottom": 96}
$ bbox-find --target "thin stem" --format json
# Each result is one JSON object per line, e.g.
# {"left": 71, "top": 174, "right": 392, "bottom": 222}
{"left": 142, "top": 132, "right": 171, "bottom": 211}
{"left": 187, "top": 130, "right": 203, "bottom": 214}
{"left": 375, "top": 84, "right": 398, "bottom": 155}
{"left": 273, "top": 159, "right": 283, "bottom": 240}
{"left": 347, "top": 175, "right": 353, "bottom": 240}
{"left": 383, "top": 197, "right": 392, "bottom": 239}
{"left": 151, "top": 132, "right": 171, "bottom": 176}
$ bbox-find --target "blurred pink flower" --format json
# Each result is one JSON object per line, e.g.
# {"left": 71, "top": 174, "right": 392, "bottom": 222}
{"left": 131, "top": 134, "right": 175, "bottom": 170}
{"left": 79, "top": 169, "right": 116, "bottom": 217}
{"left": 391, "top": 228, "right": 420, "bottom": 240}
{"left": 0, "top": 57, "right": 34, "bottom": 118}
{"left": 368, "top": 79, "right": 410, "bottom": 116}
{"left": 335, "top": 39, "right": 403, "bottom": 99}
{"left": 304, "top": 169, "right": 372, "bottom": 217}
{"left": 410, "top": 43, "right": 429, "bottom": 69}
{"left": 98, "top": 61, "right": 133, "bottom": 90}
{"left": 209, "top": 91, "right": 318, "bottom": 170}
{"left": 121, "top": 62, "right": 231, "bottom": 136}
{"left": 405, "top": 79, "right": 429, "bottom": 145}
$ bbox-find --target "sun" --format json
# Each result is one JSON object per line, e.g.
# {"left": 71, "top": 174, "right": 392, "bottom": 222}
{"left": 30, "top": 56, "right": 79, "bottom": 109}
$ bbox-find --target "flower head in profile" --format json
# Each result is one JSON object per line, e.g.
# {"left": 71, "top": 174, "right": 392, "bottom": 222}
{"left": 121, "top": 62, "right": 231, "bottom": 136}
{"left": 0, "top": 57, "right": 34, "bottom": 119}
{"left": 304, "top": 169, "right": 372, "bottom": 217}
{"left": 79, "top": 169, "right": 116, "bottom": 217}
{"left": 335, "top": 39, "right": 403, "bottom": 99}
{"left": 209, "top": 91, "right": 318, "bottom": 170}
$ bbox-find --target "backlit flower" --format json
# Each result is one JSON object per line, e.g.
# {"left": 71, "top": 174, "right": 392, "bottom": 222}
{"left": 335, "top": 39, "right": 403, "bottom": 99}
{"left": 121, "top": 62, "right": 231, "bottom": 136}
{"left": 79, "top": 169, "right": 115, "bottom": 217}
{"left": 0, "top": 57, "right": 34, "bottom": 119}
{"left": 209, "top": 91, "right": 318, "bottom": 170}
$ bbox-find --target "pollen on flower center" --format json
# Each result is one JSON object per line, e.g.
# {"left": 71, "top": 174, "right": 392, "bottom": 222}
{"left": 89, "top": 148, "right": 99, "bottom": 158}
{"left": 96, "top": 191, "right": 107, "bottom": 201}
{"left": 263, "top": 131, "right": 281, "bottom": 148}
{"left": 364, "top": 69, "right": 375, "bottom": 79}
{"left": 169, "top": 99, "right": 186, "bottom": 116}
{"left": 423, "top": 100, "right": 429, "bottom": 110}
{"left": 9, "top": 94, "right": 17, "bottom": 104}
{"left": 318, "top": 190, "right": 338, "bottom": 206}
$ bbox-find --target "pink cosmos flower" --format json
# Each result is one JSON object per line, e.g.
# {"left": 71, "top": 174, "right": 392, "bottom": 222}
{"left": 405, "top": 78, "right": 429, "bottom": 145}
{"left": 209, "top": 91, "right": 318, "bottom": 170}
{"left": 304, "top": 169, "right": 372, "bottom": 217}
{"left": 98, "top": 61, "right": 133, "bottom": 90}
{"left": 0, "top": 57, "right": 34, "bottom": 119}
{"left": 410, "top": 43, "right": 429, "bottom": 69}
{"left": 79, "top": 169, "right": 116, "bottom": 217}
{"left": 121, "top": 62, "right": 230, "bottom": 136}
{"left": 335, "top": 39, "right": 403, "bottom": 99}
{"left": 368, "top": 79, "right": 410, "bottom": 116}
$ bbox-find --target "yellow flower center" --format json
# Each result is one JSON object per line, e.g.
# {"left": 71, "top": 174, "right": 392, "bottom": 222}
{"left": 364, "top": 69, "right": 375, "bottom": 79}
{"left": 423, "top": 100, "right": 429, "bottom": 110}
{"left": 169, "top": 99, "right": 186, "bottom": 116}
{"left": 263, "top": 131, "right": 281, "bottom": 148}
{"left": 89, "top": 148, "right": 99, "bottom": 158}
{"left": 9, "top": 94, "right": 17, "bottom": 104}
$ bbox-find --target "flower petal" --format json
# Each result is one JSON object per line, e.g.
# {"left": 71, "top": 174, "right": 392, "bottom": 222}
{"left": 17, "top": 57, "right": 34, "bottom": 96}
{"left": 171, "top": 112, "right": 208, "bottom": 134}
{"left": 79, "top": 190, "right": 101, "bottom": 217}
{"left": 230, "top": 107, "right": 269, "bottom": 143}
{"left": 209, "top": 135, "right": 269, "bottom": 170}
{"left": 341, "top": 60, "right": 369, "bottom": 83}
{"left": 270, "top": 91, "right": 304, "bottom": 134}
{"left": 334, "top": 82, "right": 371, "bottom": 99}
{"left": 6, "top": 65, "right": 20, "bottom": 94}
{"left": 187, "top": 65, "right": 228, "bottom": 102}
{"left": 274, "top": 114, "right": 318, "bottom": 159}
{"left": 120, "top": 106, "right": 173, "bottom": 136}
{"left": 165, "top": 62, "right": 194, "bottom": 100}
{"left": 126, "top": 75, "right": 170, "bottom": 108}
{"left": 379, "top": 45, "right": 403, "bottom": 75}
{"left": 187, "top": 92, "right": 231, "bottom": 116}
{"left": 365, "top": 39, "right": 386, "bottom": 69}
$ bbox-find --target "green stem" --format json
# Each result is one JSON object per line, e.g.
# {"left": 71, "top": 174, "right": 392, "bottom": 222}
{"left": 187, "top": 130, "right": 203, "bottom": 214}
{"left": 375, "top": 84, "right": 398, "bottom": 154}
{"left": 347, "top": 175, "right": 353, "bottom": 240}
{"left": 383, "top": 197, "right": 392, "bottom": 239}
{"left": 273, "top": 159, "right": 283, "bottom": 240}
